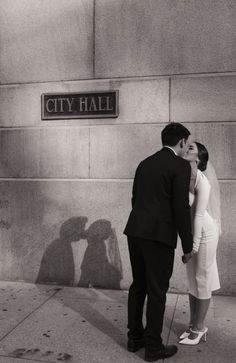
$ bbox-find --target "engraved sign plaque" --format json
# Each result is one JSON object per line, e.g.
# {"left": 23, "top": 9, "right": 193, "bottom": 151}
{"left": 42, "top": 91, "right": 119, "bottom": 120}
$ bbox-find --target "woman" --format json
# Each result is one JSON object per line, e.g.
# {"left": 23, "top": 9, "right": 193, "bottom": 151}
{"left": 179, "top": 142, "right": 221, "bottom": 345}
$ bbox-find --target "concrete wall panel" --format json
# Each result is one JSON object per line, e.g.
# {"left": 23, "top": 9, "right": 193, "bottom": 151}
{"left": 185, "top": 123, "right": 236, "bottom": 180}
{"left": 113, "top": 78, "right": 169, "bottom": 124}
{"left": 0, "top": 128, "right": 90, "bottom": 178}
{"left": 0, "top": 180, "right": 132, "bottom": 289}
{"left": 218, "top": 182, "right": 236, "bottom": 294}
{"left": 90, "top": 123, "right": 236, "bottom": 180}
{"left": 0, "top": 180, "right": 235, "bottom": 294}
{"left": 171, "top": 76, "right": 236, "bottom": 122}
{"left": 95, "top": 0, "right": 236, "bottom": 78}
{"left": 90, "top": 124, "right": 163, "bottom": 179}
{"left": 0, "top": 0, "right": 93, "bottom": 84}
{"left": 0, "top": 78, "right": 168, "bottom": 127}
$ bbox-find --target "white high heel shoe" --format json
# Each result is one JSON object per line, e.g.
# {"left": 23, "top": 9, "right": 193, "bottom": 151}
{"left": 179, "top": 327, "right": 208, "bottom": 345}
{"left": 179, "top": 325, "right": 193, "bottom": 339}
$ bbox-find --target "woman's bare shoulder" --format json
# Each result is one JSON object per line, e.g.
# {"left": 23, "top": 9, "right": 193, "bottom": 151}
{"left": 195, "top": 170, "right": 210, "bottom": 190}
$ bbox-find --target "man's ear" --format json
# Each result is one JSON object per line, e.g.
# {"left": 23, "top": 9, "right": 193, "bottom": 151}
{"left": 180, "top": 139, "right": 184, "bottom": 148}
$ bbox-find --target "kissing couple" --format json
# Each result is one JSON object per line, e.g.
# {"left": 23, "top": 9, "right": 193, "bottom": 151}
{"left": 124, "top": 122, "right": 221, "bottom": 362}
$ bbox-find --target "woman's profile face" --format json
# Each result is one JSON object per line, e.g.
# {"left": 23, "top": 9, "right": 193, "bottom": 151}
{"left": 184, "top": 142, "right": 199, "bottom": 162}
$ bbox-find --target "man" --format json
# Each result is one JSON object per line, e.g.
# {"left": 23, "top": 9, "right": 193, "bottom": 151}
{"left": 124, "top": 122, "right": 193, "bottom": 362}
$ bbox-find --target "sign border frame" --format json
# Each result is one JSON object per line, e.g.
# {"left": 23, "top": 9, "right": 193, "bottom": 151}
{"left": 41, "top": 90, "right": 119, "bottom": 120}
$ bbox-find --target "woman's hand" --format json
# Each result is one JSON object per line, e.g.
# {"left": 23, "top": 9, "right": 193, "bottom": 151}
{"left": 182, "top": 251, "right": 194, "bottom": 264}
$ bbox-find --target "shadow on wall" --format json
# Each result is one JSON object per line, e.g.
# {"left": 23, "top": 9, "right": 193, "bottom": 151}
{"left": 79, "top": 219, "right": 123, "bottom": 289}
{"left": 36, "top": 217, "right": 123, "bottom": 289}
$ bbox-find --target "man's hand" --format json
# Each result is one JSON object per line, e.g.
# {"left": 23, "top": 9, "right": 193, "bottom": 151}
{"left": 182, "top": 251, "right": 193, "bottom": 264}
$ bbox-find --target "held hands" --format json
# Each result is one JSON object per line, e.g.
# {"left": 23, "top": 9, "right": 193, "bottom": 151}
{"left": 182, "top": 251, "right": 195, "bottom": 264}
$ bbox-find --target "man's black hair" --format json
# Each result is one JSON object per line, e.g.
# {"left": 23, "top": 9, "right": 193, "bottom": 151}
{"left": 161, "top": 122, "right": 191, "bottom": 146}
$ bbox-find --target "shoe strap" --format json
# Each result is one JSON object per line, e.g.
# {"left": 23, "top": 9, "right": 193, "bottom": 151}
{"left": 189, "top": 327, "right": 206, "bottom": 334}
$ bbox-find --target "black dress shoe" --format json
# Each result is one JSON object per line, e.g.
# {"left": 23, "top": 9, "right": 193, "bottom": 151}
{"left": 127, "top": 338, "right": 145, "bottom": 352}
{"left": 145, "top": 344, "right": 178, "bottom": 362}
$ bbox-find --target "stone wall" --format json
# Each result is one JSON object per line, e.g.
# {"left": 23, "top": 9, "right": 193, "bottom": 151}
{"left": 0, "top": 0, "right": 236, "bottom": 294}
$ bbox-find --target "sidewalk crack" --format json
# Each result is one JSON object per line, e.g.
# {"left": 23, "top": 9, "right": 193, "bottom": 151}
{"left": 164, "top": 294, "right": 179, "bottom": 362}
{"left": 0, "top": 288, "right": 62, "bottom": 344}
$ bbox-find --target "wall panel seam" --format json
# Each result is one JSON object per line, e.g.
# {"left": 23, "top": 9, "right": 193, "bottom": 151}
{"left": 89, "top": 127, "right": 91, "bottom": 178}
{"left": 169, "top": 77, "right": 171, "bottom": 122}
{"left": 0, "top": 178, "right": 233, "bottom": 182}
{"left": 93, "top": 0, "right": 96, "bottom": 78}
{"left": 2, "top": 71, "right": 236, "bottom": 87}
{"left": 1, "top": 121, "right": 236, "bottom": 131}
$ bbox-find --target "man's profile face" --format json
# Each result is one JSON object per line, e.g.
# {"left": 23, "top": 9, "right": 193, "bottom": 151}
{"left": 180, "top": 134, "right": 193, "bottom": 157}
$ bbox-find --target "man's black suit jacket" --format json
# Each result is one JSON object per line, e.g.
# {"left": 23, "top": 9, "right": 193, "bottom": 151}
{"left": 124, "top": 147, "right": 193, "bottom": 254}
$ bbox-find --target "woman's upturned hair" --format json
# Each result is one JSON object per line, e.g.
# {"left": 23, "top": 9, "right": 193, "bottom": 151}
{"left": 196, "top": 142, "right": 209, "bottom": 171}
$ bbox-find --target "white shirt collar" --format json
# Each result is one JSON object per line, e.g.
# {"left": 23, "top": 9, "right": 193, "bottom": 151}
{"left": 164, "top": 146, "right": 177, "bottom": 156}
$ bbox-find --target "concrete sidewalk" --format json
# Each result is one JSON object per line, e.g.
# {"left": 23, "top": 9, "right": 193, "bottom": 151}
{"left": 0, "top": 282, "right": 235, "bottom": 363}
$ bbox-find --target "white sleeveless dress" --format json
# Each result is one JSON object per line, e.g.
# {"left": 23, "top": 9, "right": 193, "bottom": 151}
{"left": 186, "top": 170, "right": 220, "bottom": 299}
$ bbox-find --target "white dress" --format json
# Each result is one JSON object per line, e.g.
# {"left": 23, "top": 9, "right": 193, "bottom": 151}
{"left": 186, "top": 170, "right": 220, "bottom": 299}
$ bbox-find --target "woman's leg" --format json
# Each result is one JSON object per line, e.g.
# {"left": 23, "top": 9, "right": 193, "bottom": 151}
{"left": 193, "top": 297, "right": 211, "bottom": 331}
{"left": 189, "top": 294, "right": 197, "bottom": 326}
{"left": 179, "top": 296, "right": 210, "bottom": 344}
{"left": 186, "top": 297, "right": 210, "bottom": 340}
{"left": 184, "top": 297, "right": 210, "bottom": 340}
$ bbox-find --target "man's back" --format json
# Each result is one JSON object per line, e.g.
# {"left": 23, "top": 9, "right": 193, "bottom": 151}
{"left": 124, "top": 147, "right": 192, "bottom": 253}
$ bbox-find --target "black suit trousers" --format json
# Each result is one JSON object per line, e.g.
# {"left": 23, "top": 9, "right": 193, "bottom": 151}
{"left": 127, "top": 236, "right": 174, "bottom": 348}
